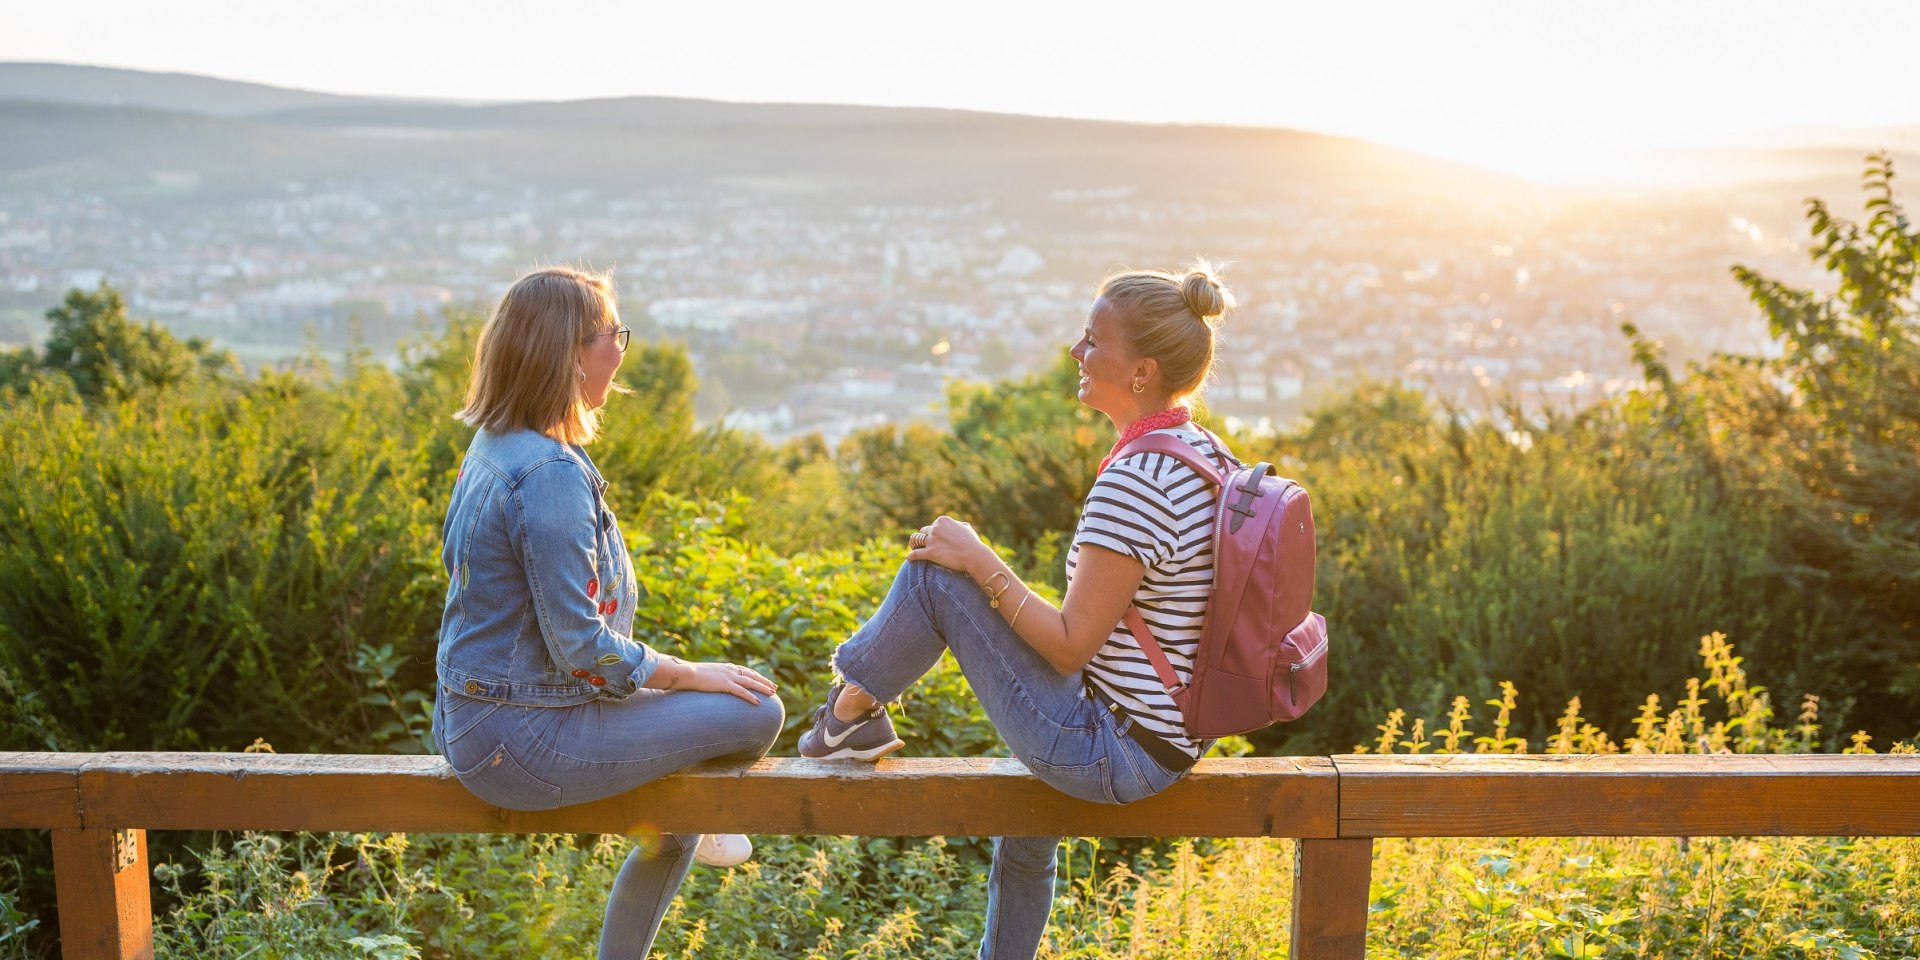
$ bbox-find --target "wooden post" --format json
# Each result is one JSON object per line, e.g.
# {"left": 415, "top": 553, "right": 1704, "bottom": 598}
{"left": 1290, "top": 837, "right": 1372, "bottom": 960}
{"left": 52, "top": 828, "right": 153, "bottom": 960}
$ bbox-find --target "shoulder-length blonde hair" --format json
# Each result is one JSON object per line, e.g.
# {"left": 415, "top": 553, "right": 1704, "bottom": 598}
{"left": 456, "top": 266, "right": 620, "bottom": 444}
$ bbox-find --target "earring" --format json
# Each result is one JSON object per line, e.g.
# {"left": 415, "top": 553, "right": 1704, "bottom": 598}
{"left": 1132, "top": 380, "right": 1145, "bottom": 394}
{"left": 577, "top": 366, "right": 586, "bottom": 383}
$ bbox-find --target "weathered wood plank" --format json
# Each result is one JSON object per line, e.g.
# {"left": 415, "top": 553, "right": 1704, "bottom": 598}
{"left": 0, "top": 752, "right": 84, "bottom": 828}
{"left": 1290, "top": 838, "right": 1372, "bottom": 960}
{"left": 9, "top": 752, "right": 1916, "bottom": 840}
{"left": 1336, "top": 754, "right": 1920, "bottom": 837}
{"left": 62, "top": 754, "right": 1338, "bottom": 838}
{"left": 52, "top": 828, "right": 152, "bottom": 960}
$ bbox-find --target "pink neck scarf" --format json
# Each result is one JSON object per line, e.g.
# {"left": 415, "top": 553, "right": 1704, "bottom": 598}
{"left": 1098, "top": 407, "right": 1192, "bottom": 474}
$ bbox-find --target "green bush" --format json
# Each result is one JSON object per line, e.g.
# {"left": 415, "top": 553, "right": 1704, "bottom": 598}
{"left": 0, "top": 365, "right": 446, "bottom": 754}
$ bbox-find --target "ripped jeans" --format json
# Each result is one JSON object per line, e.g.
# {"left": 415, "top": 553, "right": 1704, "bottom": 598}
{"left": 831, "top": 560, "right": 1185, "bottom": 960}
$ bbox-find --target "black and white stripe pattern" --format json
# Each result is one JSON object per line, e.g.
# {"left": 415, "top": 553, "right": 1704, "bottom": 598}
{"left": 1068, "top": 424, "right": 1225, "bottom": 758}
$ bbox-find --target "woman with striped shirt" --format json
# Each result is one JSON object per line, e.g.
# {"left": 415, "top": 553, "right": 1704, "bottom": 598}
{"left": 798, "top": 261, "right": 1237, "bottom": 959}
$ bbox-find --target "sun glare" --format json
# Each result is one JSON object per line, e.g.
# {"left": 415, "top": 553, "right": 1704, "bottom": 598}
{"left": 1383, "top": 133, "right": 1661, "bottom": 185}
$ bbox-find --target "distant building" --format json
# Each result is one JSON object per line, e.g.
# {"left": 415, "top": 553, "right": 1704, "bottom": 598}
{"left": 722, "top": 405, "right": 795, "bottom": 434}
{"left": 839, "top": 368, "right": 898, "bottom": 399}
{"left": 995, "top": 246, "right": 1045, "bottom": 277}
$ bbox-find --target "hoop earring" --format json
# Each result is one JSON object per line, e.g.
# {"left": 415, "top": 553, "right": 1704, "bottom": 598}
{"left": 577, "top": 366, "right": 586, "bottom": 383}
{"left": 1131, "top": 380, "right": 1145, "bottom": 394}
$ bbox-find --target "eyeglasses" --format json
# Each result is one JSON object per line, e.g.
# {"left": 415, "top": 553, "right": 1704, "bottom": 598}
{"left": 585, "top": 326, "right": 632, "bottom": 353}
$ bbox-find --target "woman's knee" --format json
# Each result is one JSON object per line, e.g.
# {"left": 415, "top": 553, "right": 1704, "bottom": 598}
{"left": 920, "top": 560, "right": 973, "bottom": 592}
{"left": 749, "top": 692, "right": 785, "bottom": 749}
{"left": 922, "top": 562, "right": 1002, "bottom": 619}
{"left": 718, "top": 692, "right": 784, "bottom": 757}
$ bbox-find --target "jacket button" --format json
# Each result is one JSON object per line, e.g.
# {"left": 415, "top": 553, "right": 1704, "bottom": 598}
{"left": 589, "top": 676, "right": 606, "bottom": 686}
{"left": 465, "top": 680, "right": 479, "bottom": 694}
{"left": 572, "top": 669, "right": 591, "bottom": 679}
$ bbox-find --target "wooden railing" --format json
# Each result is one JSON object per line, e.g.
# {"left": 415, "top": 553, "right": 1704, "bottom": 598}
{"left": 5, "top": 752, "right": 1917, "bottom": 959}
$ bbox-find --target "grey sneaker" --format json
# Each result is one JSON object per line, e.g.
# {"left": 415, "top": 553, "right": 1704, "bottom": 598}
{"left": 798, "top": 684, "right": 904, "bottom": 761}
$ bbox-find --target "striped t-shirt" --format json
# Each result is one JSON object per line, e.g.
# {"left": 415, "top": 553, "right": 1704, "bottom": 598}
{"left": 1067, "top": 423, "right": 1228, "bottom": 759}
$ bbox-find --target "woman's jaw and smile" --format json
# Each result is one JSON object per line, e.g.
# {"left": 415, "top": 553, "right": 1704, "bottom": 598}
{"left": 1071, "top": 298, "right": 1162, "bottom": 432}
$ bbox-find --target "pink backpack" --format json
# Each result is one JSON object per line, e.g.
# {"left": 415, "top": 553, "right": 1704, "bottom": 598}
{"left": 1113, "top": 427, "right": 1328, "bottom": 738}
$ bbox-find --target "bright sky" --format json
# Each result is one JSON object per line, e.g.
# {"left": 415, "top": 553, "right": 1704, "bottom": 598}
{"left": 5, "top": 0, "right": 1918, "bottom": 181}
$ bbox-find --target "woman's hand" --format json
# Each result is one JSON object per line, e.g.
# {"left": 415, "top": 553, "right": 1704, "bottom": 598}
{"left": 650, "top": 658, "right": 779, "bottom": 704}
{"left": 906, "top": 515, "right": 993, "bottom": 578}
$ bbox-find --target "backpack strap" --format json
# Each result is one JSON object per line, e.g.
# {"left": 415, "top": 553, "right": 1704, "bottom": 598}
{"left": 1106, "top": 428, "right": 1232, "bottom": 701}
{"left": 1111, "top": 431, "right": 1231, "bottom": 485}
{"left": 1124, "top": 606, "right": 1185, "bottom": 694}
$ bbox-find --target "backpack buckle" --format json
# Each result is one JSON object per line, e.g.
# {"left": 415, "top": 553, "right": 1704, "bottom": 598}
{"left": 1226, "top": 463, "right": 1274, "bottom": 533}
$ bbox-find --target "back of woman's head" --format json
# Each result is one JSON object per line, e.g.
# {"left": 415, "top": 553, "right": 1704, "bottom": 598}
{"left": 1097, "top": 259, "right": 1236, "bottom": 406}
{"left": 457, "top": 266, "right": 617, "bottom": 444}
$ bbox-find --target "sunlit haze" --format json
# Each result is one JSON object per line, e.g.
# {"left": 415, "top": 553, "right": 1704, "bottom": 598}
{"left": 5, "top": 0, "right": 1918, "bottom": 182}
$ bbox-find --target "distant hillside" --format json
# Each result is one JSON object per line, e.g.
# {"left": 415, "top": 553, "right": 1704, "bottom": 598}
{"left": 0, "top": 101, "right": 389, "bottom": 191}
{"left": 0, "top": 62, "right": 375, "bottom": 117}
{"left": 3, "top": 63, "right": 1915, "bottom": 201}
{"left": 257, "top": 96, "right": 988, "bottom": 130}
{"left": 0, "top": 82, "right": 1524, "bottom": 204}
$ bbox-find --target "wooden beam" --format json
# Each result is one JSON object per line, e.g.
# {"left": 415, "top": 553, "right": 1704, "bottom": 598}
{"left": 1289, "top": 838, "right": 1372, "bottom": 960}
{"left": 5, "top": 752, "right": 1916, "bottom": 841}
{"left": 68, "top": 754, "right": 1339, "bottom": 838}
{"left": 0, "top": 752, "right": 85, "bottom": 828}
{"left": 1335, "top": 754, "right": 1920, "bottom": 837}
{"left": 51, "top": 828, "right": 152, "bottom": 960}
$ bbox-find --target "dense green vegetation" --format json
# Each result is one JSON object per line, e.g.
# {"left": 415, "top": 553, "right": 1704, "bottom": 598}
{"left": 1, "top": 158, "right": 1915, "bottom": 957}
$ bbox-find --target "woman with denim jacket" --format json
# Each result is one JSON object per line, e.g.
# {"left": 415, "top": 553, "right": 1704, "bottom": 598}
{"left": 433, "top": 266, "right": 783, "bottom": 959}
{"left": 798, "top": 262, "right": 1237, "bottom": 959}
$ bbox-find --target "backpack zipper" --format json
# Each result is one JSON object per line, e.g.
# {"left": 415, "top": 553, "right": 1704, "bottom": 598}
{"left": 1288, "top": 635, "right": 1329, "bottom": 703}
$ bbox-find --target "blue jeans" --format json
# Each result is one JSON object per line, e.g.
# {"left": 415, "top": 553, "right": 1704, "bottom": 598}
{"left": 832, "top": 560, "right": 1186, "bottom": 960}
{"left": 434, "top": 686, "right": 784, "bottom": 960}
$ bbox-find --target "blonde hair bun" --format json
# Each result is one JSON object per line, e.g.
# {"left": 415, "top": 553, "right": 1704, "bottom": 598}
{"left": 1095, "top": 258, "right": 1236, "bottom": 406}
{"left": 1179, "top": 261, "right": 1235, "bottom": 322}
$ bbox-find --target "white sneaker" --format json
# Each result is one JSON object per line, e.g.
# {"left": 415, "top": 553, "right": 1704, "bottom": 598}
{"left": 693, "top": 833, "right": 752, "bottom": 868}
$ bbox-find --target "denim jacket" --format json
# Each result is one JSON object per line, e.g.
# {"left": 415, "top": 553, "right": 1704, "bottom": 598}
{"left": 437, "top": 427, "right": 657, "bottom": 706}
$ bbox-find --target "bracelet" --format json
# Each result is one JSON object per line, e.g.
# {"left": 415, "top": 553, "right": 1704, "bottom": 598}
{"left": 980, "top": 571, "right": 1012, "bottom": 608}
{"left": 1008, "top": 588, "right": 1033, "bottom": 629}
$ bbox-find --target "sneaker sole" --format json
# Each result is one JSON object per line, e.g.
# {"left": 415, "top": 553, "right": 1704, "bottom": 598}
{"left": 804, "top": 738, "right": 905, "bottom": 762}
{"left": 694, "top": 849, "right": 753, "bottom": 868}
